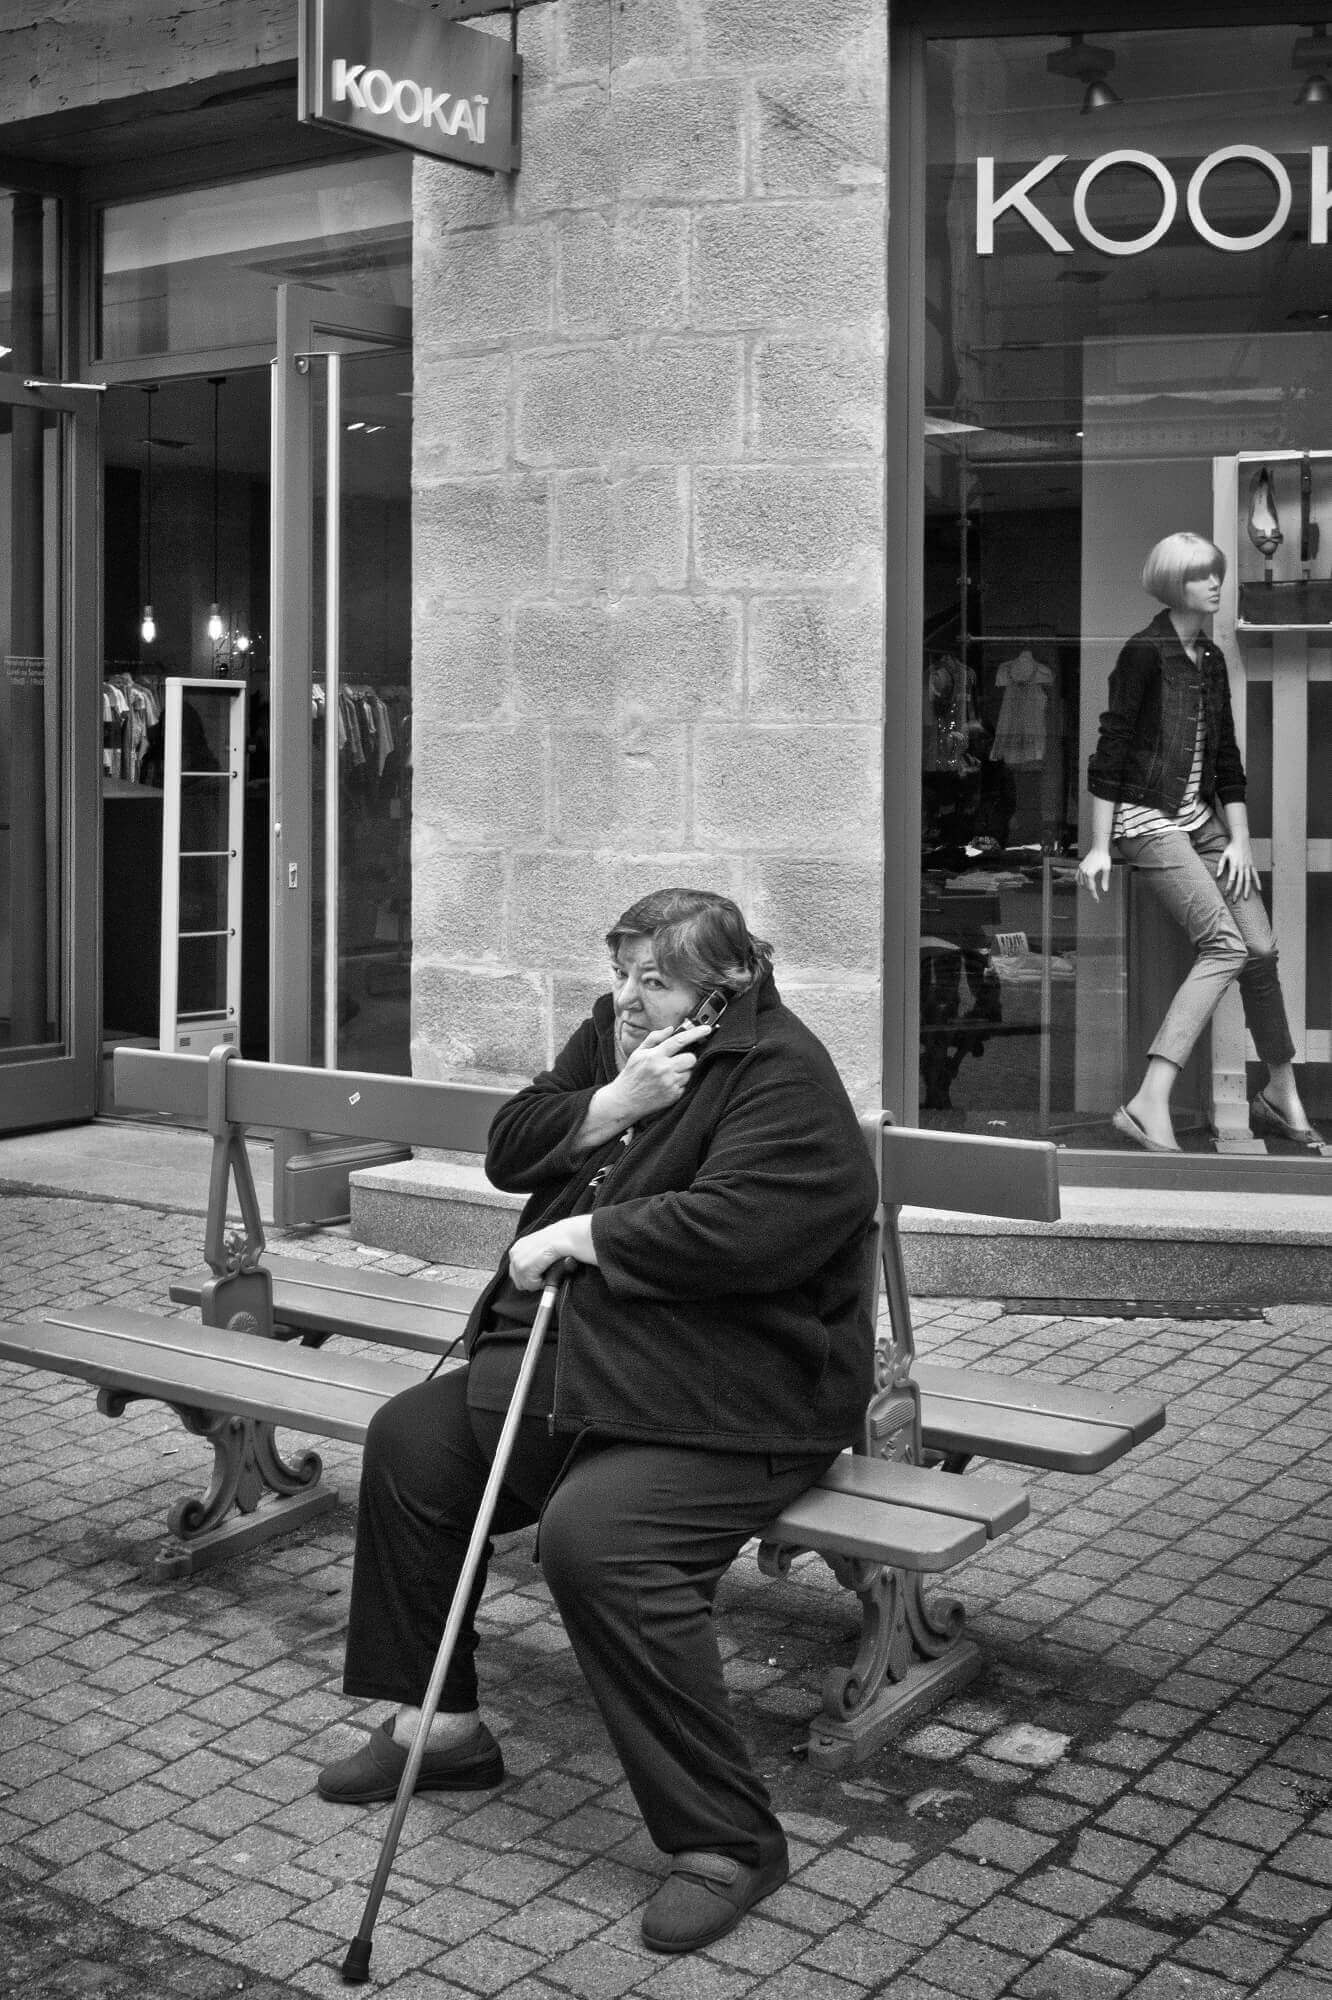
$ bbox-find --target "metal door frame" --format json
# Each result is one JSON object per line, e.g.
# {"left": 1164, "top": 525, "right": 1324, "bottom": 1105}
{"left": 0, "top": 373, "right": 101, "bottom": 1131}
{"left": 270, "top": 285, "right": 411, "bottom": 1225}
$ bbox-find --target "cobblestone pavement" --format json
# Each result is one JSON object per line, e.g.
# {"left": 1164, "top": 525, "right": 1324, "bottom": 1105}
{"left": 0, "top": 1181, "right": 1329, "bottom": 1999}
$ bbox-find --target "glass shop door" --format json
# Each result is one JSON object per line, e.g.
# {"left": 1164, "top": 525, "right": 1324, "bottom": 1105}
{"left": 270, "top": 285, "right": 412, "bottom": 1226}
{"left": 0, "top": 374, "right": 101, "bottom": 1133}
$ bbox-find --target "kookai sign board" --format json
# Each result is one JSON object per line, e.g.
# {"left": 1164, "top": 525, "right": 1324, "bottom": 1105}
{"left": 299, "top": 0, "right": 521, "bottom": 175}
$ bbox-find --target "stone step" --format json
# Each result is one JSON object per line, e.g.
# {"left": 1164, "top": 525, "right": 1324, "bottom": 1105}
{"left": 349, "top": 1158, "right": 1332, "bottom": 1310}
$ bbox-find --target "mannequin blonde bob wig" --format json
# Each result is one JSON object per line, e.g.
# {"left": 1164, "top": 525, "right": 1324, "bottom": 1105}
{"left": 1142, "top": 532, "right": 1227, "bottom": 609}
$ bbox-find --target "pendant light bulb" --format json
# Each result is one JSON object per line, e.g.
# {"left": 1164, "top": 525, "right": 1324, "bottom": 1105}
{"left": 141, "top": 382, "right": 158, "bottom": 650}
{"left": 207, "top": 376, "right": 226, "bottom": 652}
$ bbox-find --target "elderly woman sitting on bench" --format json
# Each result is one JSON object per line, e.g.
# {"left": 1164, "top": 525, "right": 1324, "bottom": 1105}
{"left": 317, "top": 885, "right": 877, "bottom": 1955}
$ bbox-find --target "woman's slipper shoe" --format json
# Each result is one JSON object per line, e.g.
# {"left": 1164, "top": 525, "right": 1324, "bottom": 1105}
{"left": 641, "top": 1848, "right": 789, "bottom": 1954}
{"left": 317, "top": 1716, "right": 504, "bottom": 1803}
{"left": 1251, "top": 1092, "right": 1324, "bottom": 1149}
{"left": 1112, "top": 1105, "right": 1180, "bottom": 1155}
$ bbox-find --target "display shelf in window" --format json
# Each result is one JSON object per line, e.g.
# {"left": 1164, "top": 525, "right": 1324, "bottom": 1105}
{"left": 159, "top": 677, "right": 247, "bottom": 1055}
{"left": 1233, "top": 449, "right": 1332, "bottom": 631}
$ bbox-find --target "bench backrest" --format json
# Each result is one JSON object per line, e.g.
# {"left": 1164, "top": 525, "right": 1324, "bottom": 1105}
{"left": 861, "top": 1114, "right": 1060, "bottom": 1462}
{"left": 114, "top": 1050, "right": 1063, "bottom": 1463}
{"left": 115, "top": 1049, "right": 1062, "bottom": 1216}
{"left": 114, "top": 1047, "right": 510, "bottom": 1155}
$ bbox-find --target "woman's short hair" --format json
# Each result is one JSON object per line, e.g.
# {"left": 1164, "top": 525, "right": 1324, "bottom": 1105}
{"left": 605, "top": 888, "right": 773, "bottom": 997}
{"left": 1142, "top": 532, "right": 1227, "bottom": 608}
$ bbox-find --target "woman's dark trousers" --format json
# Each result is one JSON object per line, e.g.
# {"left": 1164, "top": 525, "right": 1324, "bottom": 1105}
{"left": 343, "top": 1369, "right": 833, "bottom": 1870}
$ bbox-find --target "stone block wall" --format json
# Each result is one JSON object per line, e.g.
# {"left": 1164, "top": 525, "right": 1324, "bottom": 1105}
{"left": 0, "top": 0, "right": 292, "bottom": 121}
{"left": 411, "top": 0, "right": 887, "bottom": 1102}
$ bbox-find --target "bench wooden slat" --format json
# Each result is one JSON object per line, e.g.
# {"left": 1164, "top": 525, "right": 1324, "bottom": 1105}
{"left": 4, "top": 1308, "right": 433, "bottom": 1445}
{"left": 917, "top": 1363, "right": 1165, "bottom": 1470}
{"left": 170, "top": 1258, "right": 474, "bottom": 1355}
{"left": 818, "top": 1452, "right": 1028, "bottom": 1537}
{"left": 875, "top": 1124, "right": 1060, "bottom": 1222}
{"left": 0, "top": 1310, "right": 1027, "bottom": 1574}
{"left": 917, "top": 1394, "right": 1156, "bottom": 1473}
{"left": 171, "top": 1263, "right": 1164, "bottom": 1475}
{"left": 114, "top": 1048, "right": 512, "bottom": 1153}
{"left": 914, "top": 1363, "right": 1166, "bottom": 1444}
{"left": 763, "top": 1487, "right": 987, "bottom": 1571}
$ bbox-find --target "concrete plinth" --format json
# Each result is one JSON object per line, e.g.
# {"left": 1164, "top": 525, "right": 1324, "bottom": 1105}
{"left": 350, "top": 1159, "right": 1331, "bottom": 1308}
{"left": 351, "top": 1157, "right": 521, "bottom": 1270}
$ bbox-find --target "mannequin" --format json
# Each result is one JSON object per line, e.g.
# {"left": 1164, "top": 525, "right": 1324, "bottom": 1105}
{"left": 1077, "top": 532, "right": 1319, "bottom": 1154}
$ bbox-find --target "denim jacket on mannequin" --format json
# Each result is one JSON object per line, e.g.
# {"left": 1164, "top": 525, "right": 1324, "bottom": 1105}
{"left": 1087, "top": 607, "right": 1247, "bottom": 816}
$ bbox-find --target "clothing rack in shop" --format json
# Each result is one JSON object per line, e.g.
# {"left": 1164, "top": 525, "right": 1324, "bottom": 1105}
{"left": 312, "top": 680, "right": 412, "bottom": 813}
{"left": 102, "top": 663, "right": 165, "bottom": 785}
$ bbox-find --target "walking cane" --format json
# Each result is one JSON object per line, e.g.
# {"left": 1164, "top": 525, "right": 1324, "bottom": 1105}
{"left": 340, "top": 1255, "right": 577, "bottom": 1985}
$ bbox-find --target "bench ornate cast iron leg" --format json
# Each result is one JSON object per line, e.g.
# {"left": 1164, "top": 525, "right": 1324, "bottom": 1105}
{"left": 126, "top": 1046, "right": 338, "bottom": 1580}
{"left": 756, "top": 1543, "right": 981, "bottom": 1774}
{"left": 95, "top": 1385, "right": 335, "bottom": 1582}
{"left": 757, "top": 1211, "right": 981, "bottom": 1772}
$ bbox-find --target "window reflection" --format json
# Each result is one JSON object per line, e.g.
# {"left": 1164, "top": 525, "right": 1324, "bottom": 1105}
{"left": 920, "top": 23, "right": 1332, "bottom": 1151}
{"left": 98, "top": 156, "right": 411, "bottom": 361}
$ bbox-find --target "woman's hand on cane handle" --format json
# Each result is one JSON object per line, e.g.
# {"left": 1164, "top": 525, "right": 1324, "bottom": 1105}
{"left": 508, "top": 1218, "right": 595, "bottom": 1292}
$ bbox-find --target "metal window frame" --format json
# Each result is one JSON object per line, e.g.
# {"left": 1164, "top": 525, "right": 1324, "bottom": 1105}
{"left": 885, "top": 0, "right": 1332, "bottom": 1191}
{"left": 0, "top": 156, "right": 101, "bottom": 1133}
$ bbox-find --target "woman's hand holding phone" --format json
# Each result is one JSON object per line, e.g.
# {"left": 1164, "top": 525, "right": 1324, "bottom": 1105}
{"left": 613, "top": 1019, "right": 713, "bottom": 1118}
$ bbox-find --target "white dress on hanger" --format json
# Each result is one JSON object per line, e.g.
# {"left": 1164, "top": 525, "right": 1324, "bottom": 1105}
{"left": 991, "top": 649, "right": 1053, "bottom": 767}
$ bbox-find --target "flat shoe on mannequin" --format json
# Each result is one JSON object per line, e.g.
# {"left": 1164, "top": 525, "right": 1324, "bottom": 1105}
{"left": 1112, "top": 1105, "right": 1180, "bottom": 1155}
{"left": 1250, "top": 1091, "right": 1324, "bottom": 1149}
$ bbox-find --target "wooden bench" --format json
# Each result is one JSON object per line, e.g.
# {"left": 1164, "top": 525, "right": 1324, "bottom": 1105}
{"left": 0, "top": 1044, "right": 1166, "bottom": 1770}
{"left": 166, "top": 1255, "right": 1163, "bottom": 1478}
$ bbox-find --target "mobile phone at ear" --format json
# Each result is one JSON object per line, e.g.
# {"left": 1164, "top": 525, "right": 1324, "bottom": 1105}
{"left": 686, "top": 989, "right": 728, "bottom": 1030}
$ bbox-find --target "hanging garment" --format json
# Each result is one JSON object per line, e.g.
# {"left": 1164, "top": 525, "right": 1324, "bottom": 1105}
{"left": 991, "top": 650, "right": 1053, "bottom": 767}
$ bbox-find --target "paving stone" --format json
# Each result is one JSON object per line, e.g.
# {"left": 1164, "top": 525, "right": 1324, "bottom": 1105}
{"left": 1069, "top": 1827, "right": 1155, "bottom": 1882}
{"left": 1014, "top": 1867, "right": 1119, "bottom": 1920}
{"left": 1178, "top": 1921, "right": 1290, "bottom": 1984}
{"left": 862, "top": 1886, "right": 955, "bottom": 1945}
{"left": 958, "top": 1892, "right": 1073, "bottom": 1956}
{"left": 1165, "top": 1832, "right": 1266, "bottom": 1895}
{"left": 910, "top": 1933, "right": 1026, "bottom": 1997}
{"left": 797, "top": 1846, "right": 902, "bottom": 1906}
{"left": 1237, "top": 1870, "right": 1332, "bottom": 1928}
{"left": 4, "top": 1194, "right": 1332, "bottom": 1998}
{"left": 1128, "top": 1965, "right": 1247, "bottom": 2000}
{"left": 1011, "top": 1949, "right": 1136, "bottom": 1997}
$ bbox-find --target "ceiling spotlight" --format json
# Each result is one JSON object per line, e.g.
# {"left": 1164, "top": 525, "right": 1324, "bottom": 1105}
{"left": 1047, "top": 32, "right": 1122, "bottom": 112}
{"left": 1082, "top": 77, "right": 1122, "bottom": 112}
{"left": 1293, "top": 24, "right": 1332, "bottom": 104}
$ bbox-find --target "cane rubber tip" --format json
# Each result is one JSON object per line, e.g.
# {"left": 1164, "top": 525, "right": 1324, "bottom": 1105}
{"left": 341, "top": 1938, "right": 372, "bottom": 1984}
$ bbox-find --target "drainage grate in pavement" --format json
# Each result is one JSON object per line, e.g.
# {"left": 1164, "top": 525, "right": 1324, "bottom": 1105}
{"left": 998, "top": 1296, "right": 1268, "bottom": 1319}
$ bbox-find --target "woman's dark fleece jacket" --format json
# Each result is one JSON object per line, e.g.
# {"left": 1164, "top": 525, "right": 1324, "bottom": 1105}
{"left": 471, "top": 971, "right": 878, "bottom": 1457}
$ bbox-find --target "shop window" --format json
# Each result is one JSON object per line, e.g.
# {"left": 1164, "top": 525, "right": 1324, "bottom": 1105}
{"left": 97, "top": 154, "right": 411, "bottom": 362}
{"left": 919, "top": 20, "right": 1332, "bottom": 1152}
